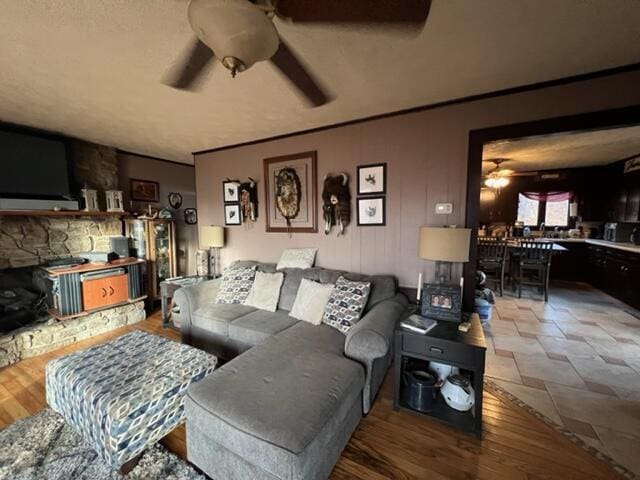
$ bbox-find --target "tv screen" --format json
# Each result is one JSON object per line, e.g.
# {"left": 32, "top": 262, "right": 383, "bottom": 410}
{"left": 0, "top": 129, "right": 71, "bottom": 198}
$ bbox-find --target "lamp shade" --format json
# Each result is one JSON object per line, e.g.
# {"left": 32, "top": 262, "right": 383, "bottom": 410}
{"left": 419, "top": 227, "right": 471, "bottom": 262}
{"left": 200, "top": 225, "right": 225, "bottom": 248}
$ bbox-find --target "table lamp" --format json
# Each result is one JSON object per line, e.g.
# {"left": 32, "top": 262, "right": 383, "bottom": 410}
{"left": 418, "top": 226, "right": 471, "bottom": 286}
{"left": 200, "top": 225, "right": 225, "bottom": 278}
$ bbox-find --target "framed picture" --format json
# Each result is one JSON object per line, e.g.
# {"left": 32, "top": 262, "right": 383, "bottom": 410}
{"left": 357, "top": 163, "right": 386, "bottom": 195}
{"left": 168, "top": 192, "right": 183, "bottom": 209}
{"left": 184, "top": 208, "right": 197, "bottom": 225}
{"left": 421, "top": 283, "right": 462, "bottom": 322}
{"left": 263, "top": 151, "right": 318, "bottom": 233}
{"left": 224, "top": 204, "right": 242, "bottom": 226}
{"left": 357, "top": 196, "right": 385, "bottom": 226}
{"left": 130, "top": 179, "right": 159, "bottom": 202}
{"left": 223, "top": 181, "right": 239, "bottom": 203}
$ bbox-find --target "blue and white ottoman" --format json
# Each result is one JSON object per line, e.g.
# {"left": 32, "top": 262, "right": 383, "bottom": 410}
{"left": 45, "top": 331, "right": 217, "bottom": 472}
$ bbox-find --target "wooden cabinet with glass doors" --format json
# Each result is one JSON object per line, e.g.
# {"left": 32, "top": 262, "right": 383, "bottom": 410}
{"left": 125, "top": 218, "right": 177, "bottom": 301}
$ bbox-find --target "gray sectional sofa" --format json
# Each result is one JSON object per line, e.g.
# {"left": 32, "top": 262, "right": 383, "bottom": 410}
{"left": 174, "top": 261, "right": 408, "bottom": 480}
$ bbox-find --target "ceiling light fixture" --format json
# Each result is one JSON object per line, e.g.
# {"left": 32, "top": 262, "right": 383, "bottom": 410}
{"left": 188, "top": 0, "right": 279, "bottom": 77}
{"left": 484, "top": 175, "right": 510, "bottom": 189}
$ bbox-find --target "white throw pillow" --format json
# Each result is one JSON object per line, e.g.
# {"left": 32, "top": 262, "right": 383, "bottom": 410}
{"left": 289, "top": 278, "right": 335, "bottom": 325}
{"left": 243, "top": 271, "right": 284, "bottom": 312}
{"left": 276, "top": 248, "right": 318, "bottom": 270}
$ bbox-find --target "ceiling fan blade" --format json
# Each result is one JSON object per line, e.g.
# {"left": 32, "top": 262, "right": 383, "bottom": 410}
{"left": 163, "top": 38, "right": 215, "bottom": 90}
{"left": 270, "top": 39, "right": 330, "bottom": 107}
{"left": 276, "top": 0, "right": 431, "bottom": 25}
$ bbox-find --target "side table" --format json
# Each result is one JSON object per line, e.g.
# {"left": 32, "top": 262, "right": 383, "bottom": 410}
{"left": 393, "top": 311, "right": 486, "bottom": 437}
{"left": 160, "top": 276, "right": 208, "bottom": 328}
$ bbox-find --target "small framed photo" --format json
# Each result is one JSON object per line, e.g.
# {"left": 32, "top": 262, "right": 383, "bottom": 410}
{"left": 357, "top": 196, "right": 385, "bottom": 226}
{"left": 224, "top": 204, "right": 241, "bottom": 225}
{"left": 223, "top": 181, "right": 239, "bottom": 203}
{"left": 130, "top": 179, "right": 160, "bottom": 202}
{"left": 184, "top": 208, "right": 198, "bottom": 225}
{"left": 168, "top": 192, "right": 183, "bottom": 209}
{"left": 421, "top": 283, "right": 462, "bottom": 322}
{"left": 357, "top": 163, "right": 386, "bottom": 195}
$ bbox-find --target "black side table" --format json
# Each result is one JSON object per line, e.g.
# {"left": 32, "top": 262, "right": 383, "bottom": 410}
{"left": 393, "top": 312, "right": 486, "bottom": 437}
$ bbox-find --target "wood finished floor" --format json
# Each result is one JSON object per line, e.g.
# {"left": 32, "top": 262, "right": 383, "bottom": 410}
{"left": 0, "top": 312, "right": 625, "bottom": 480}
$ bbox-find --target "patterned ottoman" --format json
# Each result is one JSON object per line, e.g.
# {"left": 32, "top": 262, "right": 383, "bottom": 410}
{"left": 45, "top": 331, "right": 217, "bottom": 472}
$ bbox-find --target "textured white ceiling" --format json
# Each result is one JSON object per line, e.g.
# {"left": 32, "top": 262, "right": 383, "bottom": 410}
{"left": 482, "top": 125, "right": 640, "bottom": 173}
{"left": 1, "top": 0, "right": 640, "bottom": 164}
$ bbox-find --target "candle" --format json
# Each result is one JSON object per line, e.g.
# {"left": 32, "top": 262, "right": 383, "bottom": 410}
{"left": 416, "top": 272, "right": 423, "bottom": 302}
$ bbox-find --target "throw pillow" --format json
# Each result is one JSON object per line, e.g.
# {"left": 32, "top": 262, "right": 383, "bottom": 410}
{"left": 289, "top": 278, "right": 335, "bottom": 325}
{"left": 215, "top": 266, "right": 256, "bottom": 304}
{"left": 276, "top": 248, "right": 318, "bottom": 270}
{"left": 322, "top": 276, "right": 371, "bottom": 333}
{"left": 243, "top": 271, "right": 284, "bottom": 312}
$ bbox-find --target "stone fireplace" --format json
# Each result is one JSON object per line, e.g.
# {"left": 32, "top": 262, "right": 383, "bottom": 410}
{"left": 0, "top": 140, "right": 147, "bottom": 368}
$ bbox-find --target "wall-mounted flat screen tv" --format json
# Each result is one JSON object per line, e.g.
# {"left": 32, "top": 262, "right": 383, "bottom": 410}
{"left": 0, "top": 129, "right": 72, "bottom": 198}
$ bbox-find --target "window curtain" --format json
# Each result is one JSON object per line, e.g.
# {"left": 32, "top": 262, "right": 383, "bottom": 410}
{"left": 521, "top": 191, "right": 574, "bottom": 202}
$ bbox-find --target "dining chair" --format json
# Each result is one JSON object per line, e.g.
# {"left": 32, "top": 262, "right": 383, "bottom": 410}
{"left": 514, "top": 241, "right": 554, "bottom": 301}
{"left": 477, "top": 238, "right": 508, "bottom": 296}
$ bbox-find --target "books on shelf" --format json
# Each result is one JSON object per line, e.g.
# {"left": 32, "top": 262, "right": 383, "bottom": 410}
{"left": 400, "top": 314, "right": 437, "bottom": 335}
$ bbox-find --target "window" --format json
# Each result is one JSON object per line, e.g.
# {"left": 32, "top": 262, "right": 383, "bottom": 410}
{"left": 544, "top": 199, "right": 569, "bottom": 227}
{"left": 516, "top": 192, "right": 571, "bottom": 227}
{"left": 517, "top": 194, "right": 539, "bottom": 226}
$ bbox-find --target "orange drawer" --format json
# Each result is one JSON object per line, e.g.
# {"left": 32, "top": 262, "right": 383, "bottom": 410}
{"left": 82, "top": 274, "right": 128, "bottom": 311}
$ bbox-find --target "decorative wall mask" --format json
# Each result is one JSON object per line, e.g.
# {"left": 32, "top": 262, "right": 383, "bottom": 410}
{"left": 239, "top": 178, "right": 258, "bottom": 226}
{"left": 275, "top": 167, "right": 301, "bottom": 229}
{"left": 322, "top": 173, "right": 351, "bottom": 235}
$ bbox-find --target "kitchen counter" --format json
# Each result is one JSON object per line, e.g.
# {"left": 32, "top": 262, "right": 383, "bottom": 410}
{"left": 547, "top": 238, "right": 640, "bottom": 254}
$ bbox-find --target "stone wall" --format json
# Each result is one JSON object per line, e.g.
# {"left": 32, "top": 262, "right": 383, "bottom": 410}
{"left": 71, "top": 140, "right": 119, "bottom": 192}
{"left": 0, "top": 216, "right": 122, "bottom": 269}
{"left": 0, "top": 301, "right": 145, "bottom": 368}
{"left": 0, "top": 139, "right": 122, "bottom": 269}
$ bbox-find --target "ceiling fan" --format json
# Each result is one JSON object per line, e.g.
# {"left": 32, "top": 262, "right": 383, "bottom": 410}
{"left": 483, "top": 158, "right": 539, "bottom": 189}
{"left": 163, "top": 0, "right": 432, "bottom": 107}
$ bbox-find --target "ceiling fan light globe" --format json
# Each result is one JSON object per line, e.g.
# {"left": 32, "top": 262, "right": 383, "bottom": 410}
{"left": 188, "top": 0, "right": 279, "bottom": 72}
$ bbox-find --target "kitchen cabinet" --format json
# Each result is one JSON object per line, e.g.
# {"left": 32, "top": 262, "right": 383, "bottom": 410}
{"left": 586, "top": 245, "right": 640, "bottom": 309}
{"left": 550, "top": 242, "right": 587, "bottom": 281}
{"left": 586, "top": 245, "right": 606, "bottom": 290}
{"left": 625, "top": 184, "right": 640, "bottom": 222}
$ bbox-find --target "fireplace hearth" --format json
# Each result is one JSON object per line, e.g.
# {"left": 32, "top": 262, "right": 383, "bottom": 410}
{"left": 0, "top": 265, "right": 146, "bottom": 368}
{"left": 0, "top": 267, "right": 48, "bottom": 335}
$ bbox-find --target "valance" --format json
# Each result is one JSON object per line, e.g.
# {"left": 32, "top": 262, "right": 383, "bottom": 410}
{"left": 521, "top": 191, "right": 574, "bottom": 202}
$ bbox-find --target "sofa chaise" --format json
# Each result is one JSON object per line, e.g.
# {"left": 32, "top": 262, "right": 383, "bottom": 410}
{"left": 174, "top": 261, "right": 408, "bottom": 480}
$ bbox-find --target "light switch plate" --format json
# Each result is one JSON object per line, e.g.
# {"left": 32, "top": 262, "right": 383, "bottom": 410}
{"left": 435, "top": 203, "right": 453, "bottom": 214}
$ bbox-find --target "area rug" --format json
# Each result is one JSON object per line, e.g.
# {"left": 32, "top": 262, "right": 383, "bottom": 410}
{"left": 0, "top": 408, "right": 205, "bottom": 480}
{"left": 485, "top": 378, "right": 636, "bottom": 480}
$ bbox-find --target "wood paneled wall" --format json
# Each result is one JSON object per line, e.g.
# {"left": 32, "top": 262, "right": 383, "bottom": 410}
{"left": 194, "top": 70, "right": 640, "bottom": 287}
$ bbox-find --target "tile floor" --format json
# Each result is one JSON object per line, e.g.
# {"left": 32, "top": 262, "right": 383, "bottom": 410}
{"left": 483, "top": 281, "right": 640, "bottom": 476}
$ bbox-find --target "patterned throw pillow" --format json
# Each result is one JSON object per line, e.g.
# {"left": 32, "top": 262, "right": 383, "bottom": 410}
{"left": 215, "top": 266, "right": 256, "bottom": 304}
{"left": 322, "top": 276, "right": 371, "bottom": 333}
{"left": 276, "top": 248, "right": 318, "bottom": 270}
